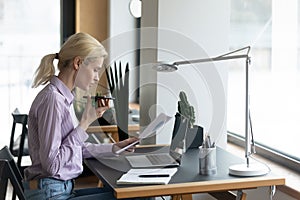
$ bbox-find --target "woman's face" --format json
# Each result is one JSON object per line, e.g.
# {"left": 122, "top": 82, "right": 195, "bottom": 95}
{"left": 74, "top": 57, "right": 104, "bottom": 91}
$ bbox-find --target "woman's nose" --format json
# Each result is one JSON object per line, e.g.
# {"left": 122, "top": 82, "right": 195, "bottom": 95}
{"left": 94, "top": 73, "right": 99, "bottom": 82}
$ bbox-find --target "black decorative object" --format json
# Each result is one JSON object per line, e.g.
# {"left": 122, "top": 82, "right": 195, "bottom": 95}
{"left": 105, "top": 62, "right": 129, "bottom": 140}
{"left": 185, "top": 125, "right": 203, "bottom": 149}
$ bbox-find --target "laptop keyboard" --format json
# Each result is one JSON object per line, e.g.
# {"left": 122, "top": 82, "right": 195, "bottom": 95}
{"left": 146, "top": 154, "right": 175, "bottom": 165}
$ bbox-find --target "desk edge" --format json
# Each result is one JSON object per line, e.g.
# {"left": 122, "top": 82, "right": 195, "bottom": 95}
{"left": 114, "top": 176, "right": 285, "bottom": 198}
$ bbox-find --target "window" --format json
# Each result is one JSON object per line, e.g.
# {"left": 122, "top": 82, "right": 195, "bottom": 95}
{"left": 0, "top": 0, "right": 60, "bottom": 148}
{"left": 228, "top": 0, "right": 300, "bottom": 161}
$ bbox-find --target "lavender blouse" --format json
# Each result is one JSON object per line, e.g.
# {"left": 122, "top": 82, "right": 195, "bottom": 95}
{"left": 24, "top": 76, "right": 113, "bottom": 181}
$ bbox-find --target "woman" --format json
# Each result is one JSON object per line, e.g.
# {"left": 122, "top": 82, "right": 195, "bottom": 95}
{"left": 23, "top": 32, "right": 138, "bottom": 200}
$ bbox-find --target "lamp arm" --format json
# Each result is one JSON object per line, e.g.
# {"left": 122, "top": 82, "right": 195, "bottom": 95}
{"left": 216, "top": 46, "right": 251, "bottom": 59}
{"left": 173, "top": 55, "right": 249, "bottom": 66}
{"left": 173, "top": 46, "right": 251, "bottom": 66}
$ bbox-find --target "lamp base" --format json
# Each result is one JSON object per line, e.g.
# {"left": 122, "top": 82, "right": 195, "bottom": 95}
{"left": 229, "top": 163, "right": 269, "bottom": 177}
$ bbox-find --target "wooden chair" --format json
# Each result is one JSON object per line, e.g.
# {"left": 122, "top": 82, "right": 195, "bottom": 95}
{"left": 0, "top": 146, "right": 25, "bottom": 200}
{"left": 9, "top": 112, "right": 29, "bottom": 174}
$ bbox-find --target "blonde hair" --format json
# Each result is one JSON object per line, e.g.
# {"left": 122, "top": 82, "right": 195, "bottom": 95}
{"left": 32, "top": 32, "right": 108, "bottom": 88}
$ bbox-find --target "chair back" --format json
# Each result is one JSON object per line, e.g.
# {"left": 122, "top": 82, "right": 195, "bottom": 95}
{"left": 9, "top": 113, "right": 29, "bottom": 170}
{"left": 0, "top": 146, "right": 25, "bottom": 200}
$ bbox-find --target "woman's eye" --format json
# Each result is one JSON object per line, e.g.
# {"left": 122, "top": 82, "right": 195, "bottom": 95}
{"left": 94, "top": 67, "right": 101, "bottom": 72}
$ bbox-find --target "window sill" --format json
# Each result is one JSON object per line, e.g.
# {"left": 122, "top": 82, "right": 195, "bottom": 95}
{"left": 227, "top": 137, "right": 300, "bottom": 198}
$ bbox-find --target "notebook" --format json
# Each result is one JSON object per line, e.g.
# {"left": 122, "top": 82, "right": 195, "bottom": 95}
{"left": 116, "top": 168, "right": 178, "bottom": 185}
{"left": 125, "top": 114, "right": 188, "bottom": 168}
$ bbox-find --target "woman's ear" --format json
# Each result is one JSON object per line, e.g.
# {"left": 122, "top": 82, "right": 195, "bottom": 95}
{"left": 73, "top": 56, "right": 81, "bottom": 71}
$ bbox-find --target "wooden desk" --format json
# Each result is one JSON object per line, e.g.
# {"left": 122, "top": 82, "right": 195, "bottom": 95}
{"left": 86, "top": 124, "right": 139, "bottom": 143}
{"left": 84, "top": 146, "right": 285, "bottom": 199}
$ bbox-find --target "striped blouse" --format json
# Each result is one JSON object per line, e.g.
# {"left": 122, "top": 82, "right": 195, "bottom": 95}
{"left": 24, "top": 76, "right": 113, "bottom": 181}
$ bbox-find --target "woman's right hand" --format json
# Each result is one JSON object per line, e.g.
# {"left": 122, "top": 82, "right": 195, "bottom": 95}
{"left": 79, "top": 95, "right": 108, "bottom": 130}
{"left": 112, "top": 137, "right": 139, "bottom": 154}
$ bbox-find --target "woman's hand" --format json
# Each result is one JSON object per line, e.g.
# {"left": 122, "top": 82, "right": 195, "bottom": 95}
{"left": 112, "top": 137, "right": 139, "bottom": 154}
{"left": 79, "top": 95, "right": 108, "bottom": 130}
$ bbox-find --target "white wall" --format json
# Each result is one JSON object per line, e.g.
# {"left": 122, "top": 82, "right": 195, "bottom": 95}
{"left": 107, "top": 0, "right": 139, "bottom": 102}
{"left": 153, "top": 0, "right": 230, "bottom": 147}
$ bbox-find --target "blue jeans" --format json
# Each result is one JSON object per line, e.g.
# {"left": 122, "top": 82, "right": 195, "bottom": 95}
{"left": 22, "top": 178, "right": 121, "bottom": 200}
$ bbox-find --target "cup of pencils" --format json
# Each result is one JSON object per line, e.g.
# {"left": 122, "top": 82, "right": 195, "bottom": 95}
{"left": 198, "top": 134, "right": 217, "bottom": 175}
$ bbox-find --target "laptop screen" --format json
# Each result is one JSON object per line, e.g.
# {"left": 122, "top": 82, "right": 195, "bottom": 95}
{"left": 169, "top": 113, "right": 188, "bottom": 164}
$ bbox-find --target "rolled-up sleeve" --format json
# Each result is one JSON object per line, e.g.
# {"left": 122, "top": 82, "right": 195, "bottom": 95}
{"left": 82, "top": 142, "right": 114, "bottom": 158}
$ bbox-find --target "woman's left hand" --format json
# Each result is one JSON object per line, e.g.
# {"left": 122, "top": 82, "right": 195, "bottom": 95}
{"left": 94, "top": 98, "right": 109, "bottom": 118}
{"left": 79, "top": 95, "right": 108, "bottom": 130}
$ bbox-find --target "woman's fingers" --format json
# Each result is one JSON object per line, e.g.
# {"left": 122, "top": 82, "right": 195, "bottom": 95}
{"left": 98, "top": 98, "right": 110, "bottom": 107}
{"left": 95, "top": 106, "right": 108, "bottom": 118}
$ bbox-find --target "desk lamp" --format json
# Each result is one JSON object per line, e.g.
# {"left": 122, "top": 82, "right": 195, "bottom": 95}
{"left": 154, "top": 46, "right": 269, "bottom": 176}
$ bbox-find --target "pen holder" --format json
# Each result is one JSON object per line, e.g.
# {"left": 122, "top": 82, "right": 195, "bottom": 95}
{"left": 199, "top": 146, "right": 217, "bottom": 175}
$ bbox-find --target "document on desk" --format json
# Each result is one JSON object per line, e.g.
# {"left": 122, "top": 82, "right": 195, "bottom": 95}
{"left": 117, "top": 168, "right": 178, "bottom": 185}
{"left": 115, "top": 113, "right": 172, "bottom": 154}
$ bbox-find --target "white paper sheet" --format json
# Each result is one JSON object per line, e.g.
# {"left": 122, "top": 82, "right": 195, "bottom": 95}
{"left": 115, "top": 113, "right": 172, "bottom": 154}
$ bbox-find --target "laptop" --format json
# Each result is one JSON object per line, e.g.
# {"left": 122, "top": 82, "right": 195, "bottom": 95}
{"left": 125, "top": 114, "right": 188, "bottom": 168}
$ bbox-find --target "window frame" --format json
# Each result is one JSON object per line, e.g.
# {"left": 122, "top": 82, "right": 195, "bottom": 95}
{"left": 228, "top": 0, "right": 300, "bottom": 170}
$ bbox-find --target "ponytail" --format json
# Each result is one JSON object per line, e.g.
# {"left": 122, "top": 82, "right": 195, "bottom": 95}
{"left": 31, "top": 32, "right": 107, "bottom": 88}
{"left": 31, "top": 53, "right": 56, "bottom": 88}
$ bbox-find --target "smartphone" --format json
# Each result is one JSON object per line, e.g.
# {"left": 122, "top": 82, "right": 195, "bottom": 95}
{"left": 83, "top": 96, "right": 115, "bottom": 100}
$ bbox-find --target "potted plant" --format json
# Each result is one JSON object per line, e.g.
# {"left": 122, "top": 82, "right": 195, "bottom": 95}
{"left": 176, "top": 91, "right": 203, "bottom": 150}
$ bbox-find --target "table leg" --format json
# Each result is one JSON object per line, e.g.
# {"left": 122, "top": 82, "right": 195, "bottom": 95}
{"left": 236, "top": 190, "right": 247, "bottom": 200}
